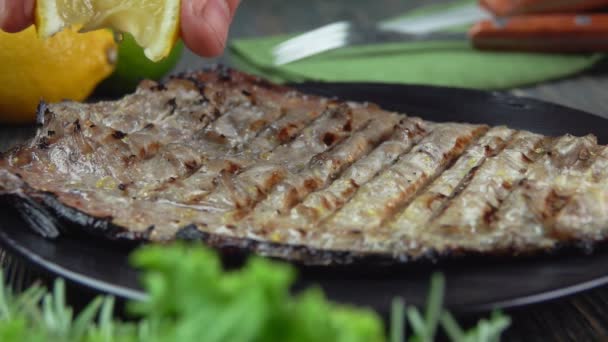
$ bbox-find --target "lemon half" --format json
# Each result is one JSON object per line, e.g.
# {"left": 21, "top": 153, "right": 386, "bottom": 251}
{"left": 35, "top": 0, "right": 181, "bottom": 62}
{"left": 0, "top": 26, "right": 116, "bottom": 123}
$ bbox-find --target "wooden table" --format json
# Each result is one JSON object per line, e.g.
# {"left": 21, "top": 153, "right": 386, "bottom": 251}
{"left": 2, "top": 0, "right": 608, "bottom": 340}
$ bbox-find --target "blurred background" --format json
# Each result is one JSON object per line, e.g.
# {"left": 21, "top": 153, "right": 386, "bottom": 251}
{"left": 182, "top": 0, "right": 608, "bottom": 117}
{"left": 2, "top": 0, "right": 608, "bottom": 129}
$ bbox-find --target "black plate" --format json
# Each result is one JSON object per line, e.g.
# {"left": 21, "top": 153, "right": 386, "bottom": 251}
{"left": 2, "top": 82, "right": 608, "bottom": 316}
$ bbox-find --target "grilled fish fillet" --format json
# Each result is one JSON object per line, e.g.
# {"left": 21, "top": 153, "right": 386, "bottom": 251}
{"left": 1, "top": 66, "right": 607, "bottom": 265}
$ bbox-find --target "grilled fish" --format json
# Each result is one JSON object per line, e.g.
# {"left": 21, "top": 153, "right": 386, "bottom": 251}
{"left": 1, "top": 66, "right": 607, "bottom": 265}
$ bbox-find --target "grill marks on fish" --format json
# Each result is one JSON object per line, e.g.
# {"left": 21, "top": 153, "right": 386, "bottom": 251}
{"left": 99, "top": 82, "right": 259, "bottom": 194}
{"left": 197, "top": 99, "right": 280, "bottom": 150}
{"left": 546, "top": 144, "right": 608, "bottom": 241}
{"left": 9, "top": 76, "right": 230, "bottom": 193}
{"left": 419, "top": 131, "right": 547, "bottom": 253}
{"left": 151, "top": 97, "right": 331, "bottom": 205}
{"left": 247, "top": 99, "right": 328, "bottom": 155}
{"left": 200, "top": 102, "right": 371, "bottom": 216}
{"left": 483, "top": 135, "right": 598, "bottom": 248}
{"left": 3, "top": 67, "right": 608, "bottom": 264}
{"left": 287, "top": 118, "right": 429, "bottom": 228}
{"left": 251, "top": 113, "right": 402, "bottom": 227}
{"left": 318, "top": 123, "right": 487, "bottom": 237}
{"left": 384, "top": 126, "right": 516, "bottom": 248}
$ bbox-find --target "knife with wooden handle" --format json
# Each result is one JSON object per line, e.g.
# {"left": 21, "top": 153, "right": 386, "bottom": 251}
{"left": 355, "top": 14, "right": 608, "bottom": 54}
{"left": 470, "top": 14, "right": 608, "bottom": 52}
{"left": 481, "top": 0, "right": 608, "bottom": 16}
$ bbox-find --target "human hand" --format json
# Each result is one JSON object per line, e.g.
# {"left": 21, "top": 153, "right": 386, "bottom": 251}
{"left": 0, "top": 0, "right": 240, "bottom": 57}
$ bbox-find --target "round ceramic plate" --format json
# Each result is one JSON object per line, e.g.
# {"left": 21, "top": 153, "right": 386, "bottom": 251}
{"left": 2, "top": 82, "right": 608, "bottom": 316}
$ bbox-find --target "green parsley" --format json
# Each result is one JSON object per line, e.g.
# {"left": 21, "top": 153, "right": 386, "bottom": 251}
{"left": 0, "top": 243, "right": 510, "bottom": 341}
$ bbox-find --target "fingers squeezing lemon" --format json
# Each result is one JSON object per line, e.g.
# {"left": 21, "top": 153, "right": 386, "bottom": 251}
{"left": 0, "top": 0, "right": 182, "bottom": 124}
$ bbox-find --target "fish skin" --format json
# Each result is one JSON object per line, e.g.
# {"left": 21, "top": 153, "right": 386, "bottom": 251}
{"left": 1, "top": 66, "right": 608, "bottom": 265}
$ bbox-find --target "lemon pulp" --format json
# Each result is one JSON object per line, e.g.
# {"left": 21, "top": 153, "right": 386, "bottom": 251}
{"left": 36, "top": 0, "right": 181, "bottom": 62}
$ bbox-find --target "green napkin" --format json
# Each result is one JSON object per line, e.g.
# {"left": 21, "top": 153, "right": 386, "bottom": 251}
{"left": 229, "top": 1, "right": 604, "bottom": 90}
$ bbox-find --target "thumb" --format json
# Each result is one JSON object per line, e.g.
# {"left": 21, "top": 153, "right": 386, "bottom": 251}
{"left": 0, "top": 0, "right": 35, "bottom": 33}
{"left": 180, "top": 0, "right": 240, "bottom": 57}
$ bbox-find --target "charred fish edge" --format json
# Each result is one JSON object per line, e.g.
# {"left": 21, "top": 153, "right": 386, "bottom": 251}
{"left": 1, "top": 185, "right": 606, "bottom": 266}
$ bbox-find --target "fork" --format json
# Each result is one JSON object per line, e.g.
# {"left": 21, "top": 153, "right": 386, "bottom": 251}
{"left": 272, "top": 4, "right": 490, "bottom": 65}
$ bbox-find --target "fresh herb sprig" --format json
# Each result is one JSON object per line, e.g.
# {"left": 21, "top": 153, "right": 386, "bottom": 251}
{"left": 389, "top": 274, "right": 511, "bottom": 342}
{"left": 0, "top": 244, "right": 510, "bottom": 342}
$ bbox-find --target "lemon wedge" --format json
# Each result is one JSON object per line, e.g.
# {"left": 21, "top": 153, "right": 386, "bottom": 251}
{"left": 35, "top": 0, "right": 181, "bottom": 62}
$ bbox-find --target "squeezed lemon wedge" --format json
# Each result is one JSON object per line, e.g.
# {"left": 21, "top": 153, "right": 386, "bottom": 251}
{"left": 35, "top": 0, "right": 181, "bottom": 62}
